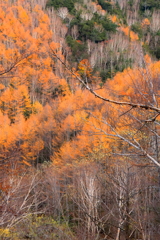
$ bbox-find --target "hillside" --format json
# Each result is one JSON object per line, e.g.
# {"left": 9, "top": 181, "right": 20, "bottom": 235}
{"left": 0, "top": 0, "right": 160, "bottom": 239}
{"left": 46, "top": 0, "right": 160, "bottom": 82}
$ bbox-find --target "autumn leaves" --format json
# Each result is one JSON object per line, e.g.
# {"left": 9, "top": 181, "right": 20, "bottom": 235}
{"left": 0, "top": 1, "right": 160, "bottom": 239}
{"left": 0, "top": 0, "right": 160, "bottom": 174}
{"left": 0, "top": 1, "right": 58, "bottom": 170}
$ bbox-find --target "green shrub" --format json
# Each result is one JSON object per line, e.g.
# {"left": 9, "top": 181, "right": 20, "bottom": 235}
{"left": 153, "top": 47, "right": 160, "bottom": 59}
{"left": 131, "top": 23, "right": 143, "bottom": 39}
{"left": 69, "top": 12, "right": 117, "bottom": 42}
{"left": 98, "top": 0, "right": 113, "bottom": 12}
{"left": 46, "top": 0, "right": 79, "bottom": 12}
{"left": 8, "top": 215, "right": 75, "bottom": 240}
{"left": 140, "top": 0, "right": 160, "bottom": 12}
{"left": 100, "top": 69, "right": 111, "bottom": 82}
{"left": 66, "top": 35, "right": 88, "bottom": 62}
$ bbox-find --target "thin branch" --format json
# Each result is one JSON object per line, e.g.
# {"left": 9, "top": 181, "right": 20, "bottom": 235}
{"left": 119, "top": 106, "right": 134, "bottom": 117}
{"left": 0, "top": 53, "right": 34, "bottom": 76}
{"left": 145, "top": 113, "right": 160, "bottom": 122}
{"left": 50, "top": 48, "right": 160, "bottom": 113}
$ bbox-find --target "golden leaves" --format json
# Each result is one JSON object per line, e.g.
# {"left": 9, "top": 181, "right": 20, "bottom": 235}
{"left": 78, "top": 59, "right": 92, "bottom": 78}
{"left": 120, "top": 26, "right": 139, "bottom": 41}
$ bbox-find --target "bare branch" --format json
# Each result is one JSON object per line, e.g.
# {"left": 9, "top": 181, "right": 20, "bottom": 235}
{"left": 50, "top": 48, "right": 160, "bottom": 113}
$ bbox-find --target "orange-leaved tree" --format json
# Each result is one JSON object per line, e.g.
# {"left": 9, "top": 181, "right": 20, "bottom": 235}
{"left": 0, "top": 0, "right": 67, "bottom": 176}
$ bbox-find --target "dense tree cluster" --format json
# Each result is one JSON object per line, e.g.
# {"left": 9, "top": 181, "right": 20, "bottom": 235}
{"left": 0, "top": 0, "right": 160, "bottom": 239}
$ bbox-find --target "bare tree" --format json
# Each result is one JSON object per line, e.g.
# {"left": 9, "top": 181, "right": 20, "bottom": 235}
{"left": 0, "top": 170, "right": 46, "bottom": 232}
{"left": 51, "top": 48, "right": 160, "bottom": 169}
{"left": 57, "top": 7, "right": 68, "bottom": 20}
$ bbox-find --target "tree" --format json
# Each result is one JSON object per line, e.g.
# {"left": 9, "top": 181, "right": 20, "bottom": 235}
{"left": 51, "top": 48, "right": 160, "bottom": 168}
{"left": 0, "top": 0, "right": 65, "bottom": 174}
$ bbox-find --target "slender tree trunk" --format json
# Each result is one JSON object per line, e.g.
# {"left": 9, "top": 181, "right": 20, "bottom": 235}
{"left": 116, "top": 226, "right": 121, "bottom": 240}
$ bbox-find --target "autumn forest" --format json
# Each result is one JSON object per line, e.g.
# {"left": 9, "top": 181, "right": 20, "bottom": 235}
{"left": 0, "top": 0, "right": 160, "bottom": 239}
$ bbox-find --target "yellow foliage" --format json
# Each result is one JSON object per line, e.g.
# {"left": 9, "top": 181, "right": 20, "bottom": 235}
{"left": 0, "top": 228, "right": 10, "bottom": 237}
{"left": 32, "top": 101, "right": 43, "bottom": 113}
{"left": 78, "top": 59, "right": 92, "bottom": 78}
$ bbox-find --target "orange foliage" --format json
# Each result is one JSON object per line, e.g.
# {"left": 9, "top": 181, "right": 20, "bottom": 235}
{"left": 51, "top": 58, "right": 160, "bottom": 167}
{"left": 141, "top": 18, "right": 150, "bottom": 27}
{"left": 0, "top": 1, "right": 66, "bottom": 174}
{"left": 110, "top": 15, "right": 117, "bottom": 23}
{"left": 144, "top": 54, "right": 152, "bottom": 65}
{"left": 0, "top": 0, "right": 160, "bottom": 181}
{"left": 120, "top": 26, "right": 139, "bottom": 41}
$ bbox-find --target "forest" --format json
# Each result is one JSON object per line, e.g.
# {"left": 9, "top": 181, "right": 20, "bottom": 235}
{"left": 0, "top": 0, "right": 160, "bottom": 239}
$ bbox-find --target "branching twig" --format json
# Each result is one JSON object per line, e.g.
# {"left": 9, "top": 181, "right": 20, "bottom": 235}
{"left": 50, "top": 47, "right": 160, "bottom": 113}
